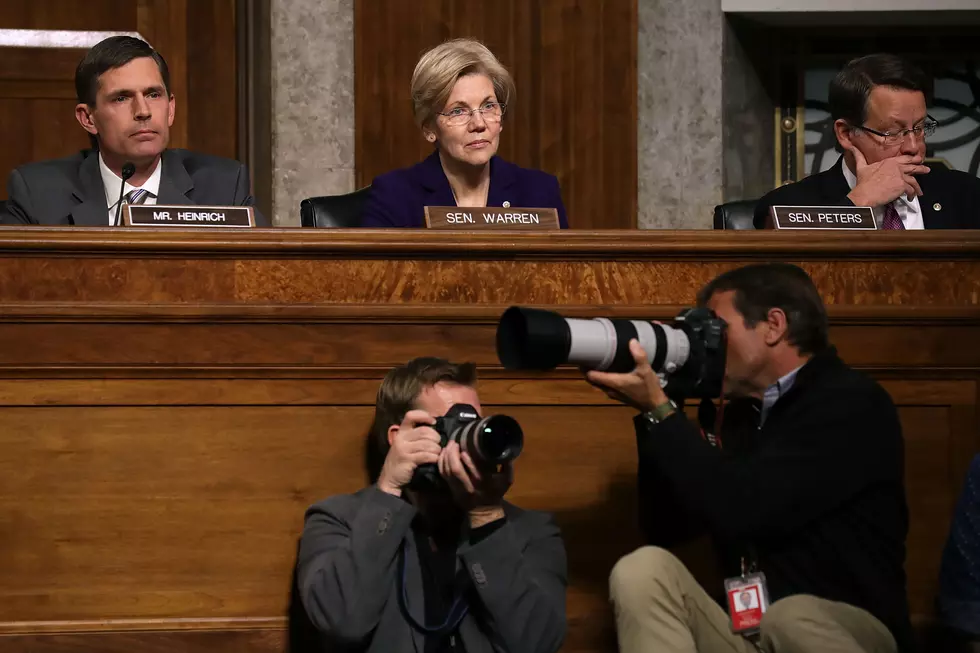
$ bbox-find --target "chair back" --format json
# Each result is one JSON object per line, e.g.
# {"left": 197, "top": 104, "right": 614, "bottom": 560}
{"left": 300, "top": 186, "right": 372, "bottom": 228}
{"left": 712, "top": 199, "right": 758, "bottom": 230}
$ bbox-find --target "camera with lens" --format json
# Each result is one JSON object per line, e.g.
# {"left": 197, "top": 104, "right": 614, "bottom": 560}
{"left": 411, "top": 403, "right": 524, "bottom": 488}
{"left": 495, "top": 306, "right": 727, "bottom": 399}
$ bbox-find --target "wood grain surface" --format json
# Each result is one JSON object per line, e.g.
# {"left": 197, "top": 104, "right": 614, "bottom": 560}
{"left": 0, "top": 229, "right": 977, "bottom": 652}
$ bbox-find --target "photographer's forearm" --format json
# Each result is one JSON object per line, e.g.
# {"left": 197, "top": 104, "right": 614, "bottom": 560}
{"left": 633, "top": 412, "right": 727, "bottom": 532}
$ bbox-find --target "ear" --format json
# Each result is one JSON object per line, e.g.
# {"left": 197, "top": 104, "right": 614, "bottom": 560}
{"left": 764, "top": 307, "right": 789, "bottom": 346}
{"left": 834, "top": 118, "right": 855, "bottom": 153}
{"left": 387, "top": 423, "right": 399, "bottom": 447}
{"left": 423, "top": 129, "right": 437, "bottom": 143}
{"left": 167, "top": 93, "right": 176, "bottom": 127}
{"left": 75, "top": 103, "right": 98, "bottom": 136}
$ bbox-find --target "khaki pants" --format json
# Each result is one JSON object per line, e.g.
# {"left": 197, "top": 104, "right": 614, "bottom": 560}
{"left": 609, "top": 546, "right": 897, "bottom": 653}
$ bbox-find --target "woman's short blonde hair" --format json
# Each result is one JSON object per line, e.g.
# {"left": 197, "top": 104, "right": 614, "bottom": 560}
{"left": 411, "top": 38, "right": 515, "bottom": 129}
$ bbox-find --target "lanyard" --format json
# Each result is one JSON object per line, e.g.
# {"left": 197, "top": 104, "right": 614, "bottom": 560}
{"left": 397, "top": 539, "right": 470, "bottom": 636}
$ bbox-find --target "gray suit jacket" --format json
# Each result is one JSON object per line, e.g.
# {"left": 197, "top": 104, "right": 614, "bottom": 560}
{"left": 297, "top": 486, "right": 567, "bottom": 653}
{"left": 1, "top": 148, "right": 268, "bottom": 226}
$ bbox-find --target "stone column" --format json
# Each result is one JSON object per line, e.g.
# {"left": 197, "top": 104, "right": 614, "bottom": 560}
{"left": 637, "top": 0, "right": 724, "bottom": 229}
{"left": 269, "top": 0, "right": 355, "bottom": 226}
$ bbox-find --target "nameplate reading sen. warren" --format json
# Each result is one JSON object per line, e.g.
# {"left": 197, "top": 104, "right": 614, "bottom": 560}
{"left": 124, "top": 204, "right": 255, "bottom": 228}
{"left": 770, "top": 205, "right": 876, "bottom": 230}
{"left": 424, "top": 206, "right": 560, "bottom": 230}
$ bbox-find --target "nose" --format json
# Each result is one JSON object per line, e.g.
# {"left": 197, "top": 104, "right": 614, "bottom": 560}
{"left": 468, "top": 110, "right": 487, "bottom": 131}
{"left": 133, "top": 94, "right": 151, "bottom": 120}
{"left": 900, "top": 129, "right": 923, "bottom": 156}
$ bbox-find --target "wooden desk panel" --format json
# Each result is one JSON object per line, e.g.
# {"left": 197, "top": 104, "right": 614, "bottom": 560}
{"left": 0, "top": 229, "right": 977, "bottom": 652}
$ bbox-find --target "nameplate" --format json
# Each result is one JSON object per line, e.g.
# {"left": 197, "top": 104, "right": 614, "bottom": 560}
{"left": 770, "top": 205, "right": 876, "bottom": 230}
{"left": 124, "top": 204, "right": 255, "bottom": 228}
{"left": 424, "top": 206, "right": 560, "bottom": 230}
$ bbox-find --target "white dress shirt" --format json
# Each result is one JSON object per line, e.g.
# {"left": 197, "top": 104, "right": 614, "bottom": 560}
{"left": 841, "top": 157, "right": 923, "bottom": 230}
{"left": 100, "top": 154, "right": 162, "bottom": 225}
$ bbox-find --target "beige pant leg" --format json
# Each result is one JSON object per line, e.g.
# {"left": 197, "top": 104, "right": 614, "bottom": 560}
{"left": 609, "top": 546, "right": 759, "bottom": 653}
{"left": 759, "top": 594, "right": 897, "bottom": 653}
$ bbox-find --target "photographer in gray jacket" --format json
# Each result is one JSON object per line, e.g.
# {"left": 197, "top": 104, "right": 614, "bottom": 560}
{"left": 297, "top": 357, "right": 567, "bottom": 653}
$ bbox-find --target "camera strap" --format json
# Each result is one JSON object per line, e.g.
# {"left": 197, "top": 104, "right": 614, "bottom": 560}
{"left": 699, "top": 329, "right": 730, "bottom": 449}
{"left": 397, "top": 539, "right": 471, "bottom": 636}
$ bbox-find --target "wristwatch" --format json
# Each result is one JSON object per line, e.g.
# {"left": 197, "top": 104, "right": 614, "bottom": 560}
{"left": 641, "top": 399, "right": 677, "bottom": 425}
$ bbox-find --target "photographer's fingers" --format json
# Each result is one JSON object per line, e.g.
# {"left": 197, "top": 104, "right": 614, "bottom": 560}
{"left": 413, "top": 449, "right": 441, "bottom": 465}
{"left": 399, "top": 410, "right": 435, "bottom": 434}
{"left": 460, "top": 451, "right": 483, "bottom": 483}
{"left": 629, "top": 339, "right": 653, "bottom": 372}
{"left": 585, "top": 369, "right": 623, "bottom": 391}
{"left": 410, "top": 436, "right": 443, "bottom": 457}
{"left": 437, "top": 446, "right": 451, "bottom": 478}
{"left": 446, "top": 443, "right": 475, "bottom": 493}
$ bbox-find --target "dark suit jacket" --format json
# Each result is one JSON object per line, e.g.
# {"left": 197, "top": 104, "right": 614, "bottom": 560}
{"left": 1, "top": 148, "right": 268, "bottom": 226}
{"left": 753, "top": 155, "right": 980, "bottom": 229}
{"left": 297, "top": 485, "right": 567, "bottom": 653}
{"left": 361, "top": 150, "right": 568, "bottom": 228}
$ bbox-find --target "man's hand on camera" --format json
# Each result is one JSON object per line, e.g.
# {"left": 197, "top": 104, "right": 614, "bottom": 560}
{"left": 376, "top": 410, "right": 442, "bottom": 497}
{"left": 585, "top": 339, "right": 669, "bottom": 412}
{"left": 438, "top": 441, "right": 511, "bottom": 528}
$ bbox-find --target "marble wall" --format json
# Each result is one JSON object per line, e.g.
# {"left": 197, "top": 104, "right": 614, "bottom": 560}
{"left": 270, "top": 0, "right": 355, "bottom": 226}
{"left": 637, "top": 0, "right": 725, "bottom": 229}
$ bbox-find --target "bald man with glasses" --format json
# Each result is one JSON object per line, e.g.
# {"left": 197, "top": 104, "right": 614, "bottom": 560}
{"left": 755, "top": 53, "right": 980, "bottom": 230}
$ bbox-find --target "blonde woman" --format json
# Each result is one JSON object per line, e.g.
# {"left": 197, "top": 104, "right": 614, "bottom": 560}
{"left": 362, "top": 38, "right": 568, "bottom": 228}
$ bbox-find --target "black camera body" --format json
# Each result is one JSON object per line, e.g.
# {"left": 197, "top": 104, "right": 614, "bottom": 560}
{"left": 665, "top": 306, "right": 726, "bottom": 399}
{"left": 410, "top": 403, "right": 524, "bottom": 489}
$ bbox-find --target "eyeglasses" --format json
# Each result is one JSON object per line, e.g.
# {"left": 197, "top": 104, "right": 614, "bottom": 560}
{"left": 851, "top": 116, "right": 939, "bottom": 146}
{"left": 437, "top": 102, "right": 506, "bottom": 126}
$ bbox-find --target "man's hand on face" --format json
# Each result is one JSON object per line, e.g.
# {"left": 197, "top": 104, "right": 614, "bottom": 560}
{"left": 845, "top": 144, "right": 930, "bottom": 207}
{"left": 585, "top": 339, "right": 669, "bottom": 412}
{"left": 377, "top": 410, "right": 442, "bottom": 497}
{"left": 438, "top": 441, "right": 512, "bottom": 528}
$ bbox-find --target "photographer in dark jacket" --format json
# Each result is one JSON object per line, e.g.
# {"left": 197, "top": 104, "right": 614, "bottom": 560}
{"left": 588, "top": 263, "right": 911, "bottom": 653}
{"left": 297, "top": 357, "right": 567, "bottom": 653}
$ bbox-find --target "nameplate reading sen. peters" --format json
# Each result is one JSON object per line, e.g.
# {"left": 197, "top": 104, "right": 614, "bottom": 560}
{"left": 770, "top": 205, "right": 877, "bottom": 230}
{"left": 124, "top": 204, "right": 255, "bottom": 228}
{"left": 424, "top": 206, "right": 560, "bottom": 230}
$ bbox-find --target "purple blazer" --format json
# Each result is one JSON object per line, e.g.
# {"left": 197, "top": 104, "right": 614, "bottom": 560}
{"left": 361, "top": 150, "right": 568, "bottom": 228}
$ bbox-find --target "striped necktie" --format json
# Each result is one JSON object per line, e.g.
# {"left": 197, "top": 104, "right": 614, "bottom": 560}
{"left": 882, "top": 202, "right": 904, "bottom": 230}
{"left": 125, "top": 188, "right": 150, "bottom": 206}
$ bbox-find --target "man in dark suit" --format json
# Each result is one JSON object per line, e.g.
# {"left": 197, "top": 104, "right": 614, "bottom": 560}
{"left": 297, "top": 357, "right": 567, "bottom": 653}
{"left": 755, "top": 53, "right": 980, "bottom": 230}
{"left": 1, "top": 36, "right": 266, "bottom": 227}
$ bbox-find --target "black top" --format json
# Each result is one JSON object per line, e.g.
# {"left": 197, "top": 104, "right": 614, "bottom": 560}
{"left": 635, "top": 348, "right": 913, "bottom": 651}
{"left": 411, "top": 515, "right": 507, "bottom": 653}
{"left": 753, "top": 155, "right": 980, "bottom": 230}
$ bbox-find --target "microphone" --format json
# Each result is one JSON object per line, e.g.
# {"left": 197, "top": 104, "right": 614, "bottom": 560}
{"left": 113, "top": 162, "right": 136, "bottom": 227}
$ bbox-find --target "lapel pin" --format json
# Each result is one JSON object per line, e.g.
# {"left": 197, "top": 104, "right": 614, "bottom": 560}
{"left": 933, "top": 203, "right": 942, "bottom": 211}
{"left": 502, "top": 201, "right": 511, "bottom": 208}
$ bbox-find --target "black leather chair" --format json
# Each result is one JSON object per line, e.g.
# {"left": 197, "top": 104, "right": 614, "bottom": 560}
{"left": 299, "top": 186, "right": 372, "bottom": 228}
{"left": 712, "top": 199, "right": 759, "bottom": 230}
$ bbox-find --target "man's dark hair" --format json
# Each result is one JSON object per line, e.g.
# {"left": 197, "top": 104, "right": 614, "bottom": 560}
{"left": 365, "top": 357, "right": 477, "bottom": 483}
{"left": 75, "top": 36, "right": 171, "bottom": 106}
{"left": 696, "top": 263, "right": 829, "bottom": 356}
{"left": 828, "top": 53, "right": 929, "bottom": 126}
